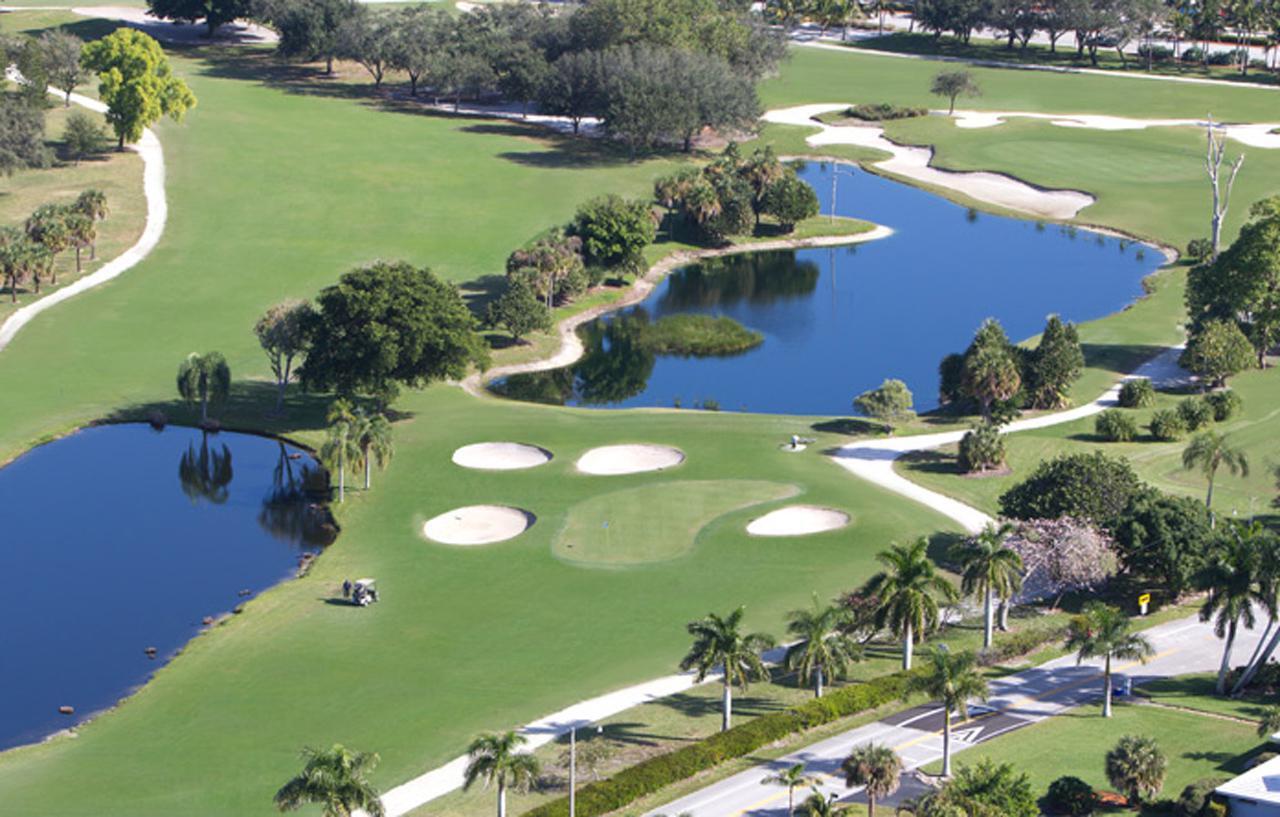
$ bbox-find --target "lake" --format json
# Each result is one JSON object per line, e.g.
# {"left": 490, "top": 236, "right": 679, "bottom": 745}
{"left": 495, "top": 162, "right": 1161, "bottom": 415}
{"left": 0, "top": 424, "right": 331, "bottom": 751}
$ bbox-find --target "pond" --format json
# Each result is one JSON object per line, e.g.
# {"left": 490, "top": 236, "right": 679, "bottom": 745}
{"left": 0, "top": 424, "right": 331, "bottom": 751}
{"left": 495, "top": 162, "right": 1162, "bottom": 416}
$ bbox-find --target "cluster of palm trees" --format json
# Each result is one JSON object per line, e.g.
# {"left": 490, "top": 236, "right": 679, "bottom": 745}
{"left": 0, "top": 189, "right": 107, "bottom": 303}
{"left": 319, "top": 398, "right": 394, "bottom": 503}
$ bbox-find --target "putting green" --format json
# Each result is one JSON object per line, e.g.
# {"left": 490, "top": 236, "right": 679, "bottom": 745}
{"left": 555, "top": 480, "right": 799, "bottom": 565}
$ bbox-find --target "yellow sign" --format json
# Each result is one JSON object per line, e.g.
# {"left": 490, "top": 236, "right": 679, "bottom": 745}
{"left": 1138, "top": 593, "right": 1151, "bottom": 606}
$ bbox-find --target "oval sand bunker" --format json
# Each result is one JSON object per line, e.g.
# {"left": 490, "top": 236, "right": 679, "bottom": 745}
{"left": 576, "top": 444, "right": 685, "bottom": 475}
{"left": 423, "top": 505, "right": 533, "bottom": 545}
{"left": 452, "top": 442, "right": 552, "bottom": 471}
{"left": 747, "top": 505, "right": 850, "bottom": 537}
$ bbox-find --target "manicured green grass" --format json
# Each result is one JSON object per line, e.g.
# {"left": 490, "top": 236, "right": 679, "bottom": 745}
{"left": 0, "top": 101, "right": 145, "bottom": 319}
{"left": 554, "top": 480, "right": 800, "bottom": 565}
{"left": 3, "top": 16, "right": 1280, "bottom": 817}
{"left": 922, "top": 696, "right": 1264, "bottom": 803}
{"left": 1141, "top": 673, "right": 1279, "bottom": 723}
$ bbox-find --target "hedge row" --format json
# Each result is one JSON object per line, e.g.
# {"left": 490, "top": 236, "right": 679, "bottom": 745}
{"left": 522, "top": 624, "right": 1070, "bottom": 817}
{"left": 522, "top": 674, "right": 912, "bottom": 817}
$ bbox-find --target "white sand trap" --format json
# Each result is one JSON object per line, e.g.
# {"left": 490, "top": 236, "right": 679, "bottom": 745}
{"left": 576, "top": 444, "right": 685, "bottom": 475}
{"left": 747, "top": 505, "right": 851, "bottom": 537}
{"left": 452, "top": 442, "right": 552, "bottom": 471}
{"left": 423, "top": 505, "right": 533, "bottom": 546}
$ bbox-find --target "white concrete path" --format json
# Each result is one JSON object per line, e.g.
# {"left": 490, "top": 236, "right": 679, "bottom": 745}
{"left": 831, "top": 346, "right": 1188, "bottom": 534}
{"left": 0, "top": 89, "right": 165, "bottom": 353}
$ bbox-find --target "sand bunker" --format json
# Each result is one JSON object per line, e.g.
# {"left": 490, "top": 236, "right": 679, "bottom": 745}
{"left": 576, "top": 444, "right": 685, "bottom": 475}
{"left": 423, "top": 505, "right": 533, "bottom": 546}
{"left": 452, "top": 442, "right": 552, "bottom": 471}
{"left": 746, "top": 505, "right": 851, "bottom": 536}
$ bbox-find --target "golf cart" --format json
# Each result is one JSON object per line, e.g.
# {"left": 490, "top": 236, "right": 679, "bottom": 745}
{"left": 351, "top": 578, "right": 379, "bottom": 607}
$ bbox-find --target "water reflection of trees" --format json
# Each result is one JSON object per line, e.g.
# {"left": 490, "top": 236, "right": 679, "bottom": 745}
{"left": 178, "top": 432, "right": 233, "bottom": 504}
{"left": 259, "top": 442, "right": 336, "bottom": 547}
{"left": 494, "top": 311, "right": 656, "bottom": 407}
{"left": 658, "top": 251, "right": 820, "bottom": 310}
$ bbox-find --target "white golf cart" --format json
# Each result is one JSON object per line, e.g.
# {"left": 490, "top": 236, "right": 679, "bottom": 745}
{"left": 351, "top": 578, "right": 379, "bottom": 607}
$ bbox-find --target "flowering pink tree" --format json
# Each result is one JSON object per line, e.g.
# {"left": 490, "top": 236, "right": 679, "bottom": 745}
{"left": 1006, "top": 518, "right": 1118, "bottom": 610}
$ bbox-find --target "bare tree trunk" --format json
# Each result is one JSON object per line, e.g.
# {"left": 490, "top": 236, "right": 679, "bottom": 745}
{"left": 941, "top": 707, "right": 953, "bottom": 776}
{"left": 1234, "top": 620, "right": 1280, "bottom": 694}
{"left": 722, "top": 676, "right": 733, "bottom": 731}
{"left": 815, "top": 665, "right": 824, "bottom": 698}
{"left": 903, "top": 620, "right": 914, "bottom": 669}
{"left": 1206, "top": 118, "right": 1246, "bottom": 260}
{"left": 983, "top": 586, "right": 994, "bottom": 649}
{"left": 1216, "top": 619, "right": 1238, "bottom": 694}
{"left": 1103, "top": 654, "right": 1114, "bottom": 717}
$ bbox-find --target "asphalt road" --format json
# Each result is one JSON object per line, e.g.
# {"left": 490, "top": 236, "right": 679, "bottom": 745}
{"left": 645, "top": 613, "right": 1265, "bottom": 817}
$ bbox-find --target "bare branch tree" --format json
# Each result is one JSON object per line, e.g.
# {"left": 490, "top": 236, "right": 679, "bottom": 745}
{"left": 1206, "top": 115, "right": 1245, "bottom": 261}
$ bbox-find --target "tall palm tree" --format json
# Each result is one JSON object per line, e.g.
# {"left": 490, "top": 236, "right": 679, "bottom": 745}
{"left": 1105, "top": 735, "right": 1166, "bottom": 806}
{"left": 784, "top": 596, "right": 864, "bottom": 698}
{"left": 1198, "top": 523, "right": 1270, "bottom": 694}
{"left": 866, "top": 538, "right": 957, "bottom": 670}
{"left": 1065, "top": 602, "right": 1155, "bottom": 717}
{"left": 680, "top": 607, "right": 776, "bottom": 731}
{"left": 1182, "top": 430, "right": 1249, "bottom": 518}
{"left": 352, "top": 409, "right": 394, "bottom": 490}
{"left": 73, "top": 188, "right": 108, "bottom": 259}
{"left": 463, "top": 731, "right": 540, "bottom": 817}
{"left": 762, "top": 762, "right": 813, "bottom": 817}
{"left": 950, "top": 522, "right": 1023, "bottom": 650}
{"left": 841, "top": 743, "right": 902, "bottom": 817}
{"left": 319, "top": 400, "right": 362, "bottom": 503}
{"left": 274, "top": 743, "right": 384, "bottom": 817}
{"left": 905, "top": 647, "right": 989, "bottom": 777}
{"left": 176, "top": 351, "right": 231, "bottom": 423}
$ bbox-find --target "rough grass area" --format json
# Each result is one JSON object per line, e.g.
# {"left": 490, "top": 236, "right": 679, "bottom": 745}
{"left": 554, "top": 480, "right": 799, "bottom": 565}
{"left": 643, "top": 314, "right": 764, "bottom": 357}
{"left": 922, "top": 694, "right": 1266, "bottom": 804}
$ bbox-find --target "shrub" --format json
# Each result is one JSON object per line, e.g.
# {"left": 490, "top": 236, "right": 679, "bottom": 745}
{"left": 1207, "top": 48, "right": 1246, "bottom": 66}
{"left": 999, "top": 451, "right": 1144, "bottom": 527}
{"left": 1175, "top": 778, "right": 1227, "bottom": 817}
{"left": 1180, "top": 47, "right": 1205, "bottom": 63}
{"left": 958, "top": 421, "right": 1005, "bottom": 473}
{"left": 571, "top": 195, "right": 656, "bottom": 273}
{"left": 1177, "top": 397, "right": 1214, "bottom": 431}
{"left": 1137, "top": 44, "right": 1174, "bottom": 61}
{"left": 1180, "top": 319, "right": 1254, "bottom": 388}
{"left": 1096, "top": 410, "right": 1138, "bottom": 442}
{"left": 845, "top": 102, "right": 929, "bottom": 121}
{"left": 763, "top": 174, "right": 819, "bottom": 232}
{"left": 1148, "top": 409, "right": 1186, "bottom": 442}
{"left": 1186, "top": 238, "right": 1213, "bottom": 264}
{"left": 1205, "top": 390, "right": 1242, "bottom": 422}
{"left": 1118, "top": 378, "right": 1155, "bottom": 408}
{"left": 1047, "top": 775, "right": 1098, "bottom": 815}
{"left": 62, "top": 110, "right": 106, "bottom": 164}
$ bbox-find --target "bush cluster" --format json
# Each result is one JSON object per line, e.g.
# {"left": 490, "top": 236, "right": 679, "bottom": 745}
{"left": 1177, "top": 397, "right": 1214, "bottom": 431}
{"left": 958, "top": 421, "right": 1005, "bottom": 473}
{"left": 643, "top": 314, "right": 763, "bottom": 356}
{"left": 1148, "top": 409, "right": 1186, "bottom": 442}
{"left": 1118, "top": 378, "right": 1155, "bottom": 408}
{"left": 845, "top": 103, "right": 928, "bottom": 121}
{"left": 1045, "top": 775, "right": 1098, "bottom": 816}
{"left": 1095, "top": 409, "right": 1137, "bottom": 442}
{"left": 1205, "top": 390, "right": 1243, "bottom": 421}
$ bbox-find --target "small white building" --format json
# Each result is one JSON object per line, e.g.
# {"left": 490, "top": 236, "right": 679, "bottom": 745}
{"left": 1216, "top": 755, "right": 1280, "bottom": 817}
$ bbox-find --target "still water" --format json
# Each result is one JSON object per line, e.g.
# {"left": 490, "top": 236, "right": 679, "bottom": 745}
{"left": 0, "top": 424, "right": 330, "bottom": 750}
{"left": 496, "top": 162, "right": 1161, "bottom": 415}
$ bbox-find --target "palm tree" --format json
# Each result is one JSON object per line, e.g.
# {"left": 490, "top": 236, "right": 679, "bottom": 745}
{"left": 1198, "top": 523, "right": 1269, "bottom": 694}
{"left": 784, "top": 596, "right": 864, "bottom": 698}
{"left": 178, "top": 432, "right": 233, "bottom": 504}
{"left": 73, "top": 189, "right": 108, "bottom": 259}
{"left": 1182, "top": 431, "right": 1249, "bottom": 518}
{"left": 319, "top": 400, "right": 362, "bottom": 503}
{"left": 680, "top": 607, "right": 776, "bottom": 731}
{"left": 950, "top": 522, "right": 1022, "bottom": 650}
{"left": 762, "top": 762, "right": 813, "bottom": 817}
{"left": 1257, "top": 705, "right": 1280, "bottom": 739}
{"left": 841, "top": 743, "right": 902, "bottom": 817}
{"left": 176, "top": 351, "right": 231, "bottom": 423}
{"left": 274, "top": 743, "right": 384, "bottom": 817}
{"left": 799, "top": 787, "right": 845, "bottom": 817}
{"left": 64, "top": 210, "right": 94, "bottom": 273}
{"left": 1065, "top": 602, "right": 1155, "bottom": 717}
{"left": 464, "top": 731, "right": 540, "bottom": 817}
{"left": 905, "top": 647, "right": 989, "bottom": 777}
{"left": 352, "top": 409, "right": 394, "bottom": 490}
{"left": 1105, "top": 735, "right": 1166, "bottom": 806}
{"left": 866, "top": 538, "right": 958, "bottom": 670}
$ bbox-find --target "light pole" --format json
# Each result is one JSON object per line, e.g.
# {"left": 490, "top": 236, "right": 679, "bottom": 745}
{"left": 828, "top": 163, "right": 857, "bottom": 224}
{"left": 569, "top": 723, "right": 603, "bottom": 817}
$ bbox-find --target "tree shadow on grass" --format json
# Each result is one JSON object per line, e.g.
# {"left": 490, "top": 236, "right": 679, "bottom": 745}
{"left": 18, "top": 17, "right": 123, "bottom": 40}
{"left": 650, "top": 691, "right": 788, "bottom": 722}
{"left": 811, "top": 418, "right": 884, "bottom": 436}
{"left": 1081, "top": 343, "right": 1173, "bottom": 378}
{"left": 896, "top": 449, "right": 962, "bottom": 477}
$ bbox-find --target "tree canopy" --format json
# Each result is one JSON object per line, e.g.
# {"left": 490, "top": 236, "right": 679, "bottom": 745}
{"left": 81, "top": 29, "right": 196, "bottom": 148}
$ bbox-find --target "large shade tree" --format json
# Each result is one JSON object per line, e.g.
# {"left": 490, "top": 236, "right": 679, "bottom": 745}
{"left": 81, "top": 29, "right": 196, "bottom": 149}
{"left": 1065, "top": 602, "right": 1154, "bottom": 717}
{"left": 463, "top": 731, "right": 540, "bottom": 817}
{"left": 680, "top": 607, "right": 776, "bottom": 731}
{"left": 273, "top": 744, "right": 384, "bottom": 817}
{"left": 866, "top": 538, "right": 957, "bottom": 670}
{"left": 254, "top": 299, "right": 315, "bottom": 413}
